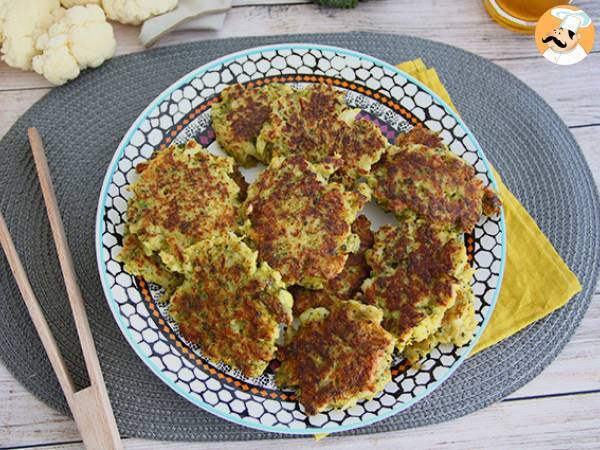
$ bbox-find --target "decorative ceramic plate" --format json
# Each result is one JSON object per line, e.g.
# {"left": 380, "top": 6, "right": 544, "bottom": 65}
{"left": 96, "top": 44, "right": 506, "bottom": 435}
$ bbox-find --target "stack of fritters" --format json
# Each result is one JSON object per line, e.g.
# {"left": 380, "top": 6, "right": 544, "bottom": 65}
{"left": 117, "top": 140, "right": 245, "bottom": 297}
{"left": 363, "top": 125, "right": 500, "bottom": 358}
{"left": 218, "top": 83, "right": 388, "bottom": 188}
{"left": 119, "top": 82, "right": 501, "bottom": 416}
{"left": 169, "top": 233, "right": 293, "bottom": 378}
{"left": 361, "top": 221, "right": 472, "bottom": 352}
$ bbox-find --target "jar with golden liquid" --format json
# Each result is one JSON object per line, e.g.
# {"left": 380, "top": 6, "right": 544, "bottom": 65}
{"left": 483, "top": 0, "right": 572, "bottom": 33}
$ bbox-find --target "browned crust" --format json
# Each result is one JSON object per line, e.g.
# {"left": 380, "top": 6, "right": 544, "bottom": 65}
{"left": 331, "top": 119, "right": 388, "bottom": 187}
{"left": 169, "top": 238, "right": 291, "bottom": 378}
{"left": 482, "top": 186, "right": 502, "bottom": 216}
{"left": 225, "top": 84, "right": 273, "bottom": 141}
{"left": 231, "top": 165, "right": 248, "bottom": 202}
{"left": 245, "top": 155, "right": 366, "bottom": 286}
{"left": 130, "top": 141, "right": 238, "bottom": 237}
{"left": 171, "top": 287, "right": 281, "bottom": 377}
{"left": 384, "top": 125, "right": 501, "bottom": 232}
{"left": 277, "top": 302, "right": 394, "bottom": 415}
{"left": 127, "top": 141, "right": 241, "bottom": 269}
{"left": 271, "top": 85, "right": 347, "bottom": 159}
{"left": 291, "top": 215, "right": 374, "bottom": 315}
{"left": 395, "top": 124, "right": 443, "bottom": 148}
{"left": 363, "top": 221, "right": 464, "bottom": 343}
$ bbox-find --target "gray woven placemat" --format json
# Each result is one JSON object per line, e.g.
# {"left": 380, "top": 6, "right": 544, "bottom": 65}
{"left": 0, "top": 33, "right": 598, "bottom": 442}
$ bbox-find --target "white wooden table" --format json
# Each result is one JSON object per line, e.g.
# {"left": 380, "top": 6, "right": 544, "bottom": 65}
{"left": 1, "top": 1, "right": 599, "bottom": 448}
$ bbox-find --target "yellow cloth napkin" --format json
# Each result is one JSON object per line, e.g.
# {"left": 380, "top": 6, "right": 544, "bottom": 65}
{"left": 397, "top": 58, "right": 582, "bottom": 355}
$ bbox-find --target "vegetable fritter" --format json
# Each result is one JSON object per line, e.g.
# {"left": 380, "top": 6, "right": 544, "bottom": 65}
{"left": 256, "top": 84, "right": 351, "bottom": 164}
{"left": 116, "top": 232, "right": 183, "bottom": 301}
{"left": 361, "top": 220, "right": 470, "bottom": 351}
{"left": 290, "top": 215, "right": 374, "bottom": 316}
{"left": 368, "top": 126, "right": 501, "bottom": 233}
{"left": 212, "top": 83, "right": 294, "bottom": 166}
{"left": 330, "top": 119, "right": 388, "bottom": 188}
{"left": 243, "top": 155, "right": 369, "bottom": 288}
{"left": 169, "top": 233, "right": 293, "bottom": 378}
{"left": 125, "top": 140, "right": 243, "bottom": 273}
{"left": 256, "top": 84, "right": 387, "bottom": 188}
{"left": 403, "top": 280, "right": 477, "bottom": 365}
{"left": 277, "top": 300, "right": 395, "bottom": 415}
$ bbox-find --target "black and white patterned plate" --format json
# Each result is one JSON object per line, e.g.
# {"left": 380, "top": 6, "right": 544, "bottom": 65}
{"left": 95, "top": 44, "right": 506, "bottom": 435}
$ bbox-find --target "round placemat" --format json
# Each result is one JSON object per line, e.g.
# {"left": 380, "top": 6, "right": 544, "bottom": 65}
{"left": 0, "top": 33, "right": 598, "bottom": 441}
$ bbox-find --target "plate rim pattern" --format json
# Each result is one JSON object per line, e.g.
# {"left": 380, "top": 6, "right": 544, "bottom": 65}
{"left": 95, "top": 43, "right": 507, "bottom": 435}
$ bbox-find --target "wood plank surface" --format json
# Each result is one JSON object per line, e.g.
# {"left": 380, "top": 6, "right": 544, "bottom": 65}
{"left": 33, "top": 392, "right": 600, "bottom": 450}
{"left": 0, "top": 0, "right": 598, "bottom": 448}
{"left": 1, "top": 0, "right": 599, "bottom": 91}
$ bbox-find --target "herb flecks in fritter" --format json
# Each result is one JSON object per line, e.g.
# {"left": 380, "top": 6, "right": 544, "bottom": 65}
{"left": 256, "top": 84, "right": 387, "bottom": 188}
{"left": 290, "top": 214, "right": 374, "bottom": 316}
{"left": 212, "top": 83, "right": 294, "bottom": 166}
{"left": 243, "top": 155, "right": 369, "bottom": 288}
{"left": 256, "top": 84, "right": 350, "bottom": 164}
{"left": 169, "top": 233, "right": 293, "bottom": 378}
{"left": 361, "top": 220, "right": 470, "bottom": 351}
{"left": 368, "top": 126, "right": 501, "bottom": 233}
{"left": 116, "top": 232, "right": 183, "bottom": 301}
{"left": 330, "top": 119, "right": 388, "bottom": 189}
{"left": 277, "top": 300, "right": 395, "bottom": 415}
{"left": 403, "top": 280, "right": 477, "bottom": 365}
{"left": 125, "top": 140, "right": 243, "bottom": 273}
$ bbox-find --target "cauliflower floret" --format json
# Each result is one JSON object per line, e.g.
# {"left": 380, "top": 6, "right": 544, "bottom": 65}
{"left": 0, "top": 0, "right": 7, "bottom": 45}
{"left": 32, "top": 4, "right": 115, "bottom": 85}
{"left": 102, "top": 0, "right": 178, "bottom": 25}
{"left": 1, "top": 0, "right": 64, "bottom": 70}
{"left": 61, "top": 0, "right": 101, "bottom": 6}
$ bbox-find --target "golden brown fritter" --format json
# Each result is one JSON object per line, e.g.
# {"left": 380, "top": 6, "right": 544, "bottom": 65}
{"left": 257, "top": 84, "right": 387, "bottom": 188}
{"left": 116, "top": 232, "right": 183, "bottom": 301}
{"left": 277, "top": 300, "right": 395, "bottom": 415}
{"left": 169, "top": 233, "right": 293, "bottom": 378}
{"left": 403, "top": 280, "right": 477, "bottom": 365}
{"left": 243, "top": 155, "right": 369, "bottom": 288}
{"left": 212, "top": 83, "right": 293, "bottom": 166}
{"left": 125, "top": 140, "right": 243, "bottom": 273}
{"left": 256, "top": 84, "right": 350, "bottom": 164}
{"left": 361, "top": 220, "right": 470, "bottom": 351}
{"left": 290, "top": 215, "right": 374, "bottom": 316}
{"left": 330, "top": 119, "right": 388, "bottom": 188}
{"left": 369, "top": 126, "right": 501, "bottom": 233}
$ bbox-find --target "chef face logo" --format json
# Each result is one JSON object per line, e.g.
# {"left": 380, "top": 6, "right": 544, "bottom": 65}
{"left": 535, "top": 5, "right": 595, "bottom": 66}
{"left": 542, "top": 27, "right": 579, "bottom": 53}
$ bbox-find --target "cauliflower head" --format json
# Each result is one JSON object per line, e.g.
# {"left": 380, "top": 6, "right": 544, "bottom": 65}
{"left": 1, "top": 0, "right": 64, "bottom": 70}
{"left": 61, "top": 0, "right": 101, "bottom": 6}
{"left": 32, "top": 4, "right": 115, "bottom": 85}
{"left": 0, "top": 0, "right": 7, "bottom": 45}
{"left": 102, "top": 0, "right": 178, "bottom": 25}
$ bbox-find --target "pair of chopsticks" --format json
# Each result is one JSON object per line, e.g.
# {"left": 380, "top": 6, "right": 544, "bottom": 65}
{"left": 0, "top": 129, "right": 122, "bottom": 450}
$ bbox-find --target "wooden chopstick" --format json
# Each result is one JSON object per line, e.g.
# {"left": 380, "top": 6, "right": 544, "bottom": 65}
{"left": 0, "top": 212, "right": 78, "bottom": 398}
{"left": 0, "top": 128, "right": 123, "bottom": 450}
